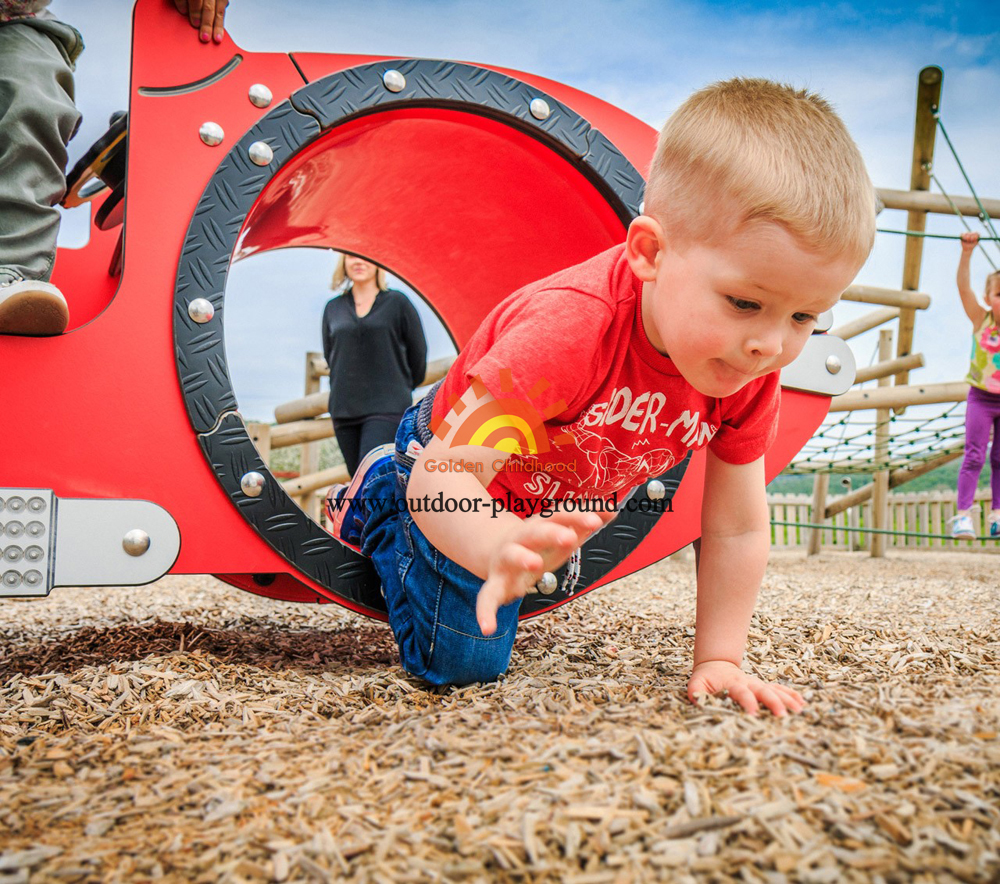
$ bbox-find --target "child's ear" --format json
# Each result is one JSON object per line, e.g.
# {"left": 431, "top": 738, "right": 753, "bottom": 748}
{"left": 625, "top": 215, "right": 664, "bottom": 282}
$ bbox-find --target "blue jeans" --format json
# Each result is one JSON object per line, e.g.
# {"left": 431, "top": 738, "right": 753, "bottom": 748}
{"left": 359, "top": 399, "right": 521, "bottom": 685}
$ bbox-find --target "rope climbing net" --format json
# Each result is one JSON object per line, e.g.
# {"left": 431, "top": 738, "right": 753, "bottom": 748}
{"left": 784, "top": 401, "right": 966, "bottom": 476}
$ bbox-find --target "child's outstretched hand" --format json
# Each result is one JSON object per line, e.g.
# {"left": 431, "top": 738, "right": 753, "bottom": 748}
{"left": 173, "top": 0, "right": 229, "bottom": 43}
{"left": 961, "top": 231, "right": 980, "bottom": 252}
{"left": 688, "top": 660, "right": 805, "bottom": 718}
{"left": 476, "top": 509, "right": 613, "bottom": 635}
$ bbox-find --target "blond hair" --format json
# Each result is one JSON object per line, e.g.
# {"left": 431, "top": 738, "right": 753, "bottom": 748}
{"left": 644, "top": 78, "right": 876, "bottom": 264}
{"left": 331, "top": 253, "right": 389, "bottom": 292}
{"left": 985, "top": 270, "right": 1000, "bottom": 303}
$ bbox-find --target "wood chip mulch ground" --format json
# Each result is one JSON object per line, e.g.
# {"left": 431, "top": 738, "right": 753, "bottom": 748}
{"left": 1, "top": 550, "right": 998, "bottom": 883}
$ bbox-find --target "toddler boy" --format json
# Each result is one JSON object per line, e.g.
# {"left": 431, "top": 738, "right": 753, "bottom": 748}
{"left": 332, "top": 77, "right": 876, "bottom": 716}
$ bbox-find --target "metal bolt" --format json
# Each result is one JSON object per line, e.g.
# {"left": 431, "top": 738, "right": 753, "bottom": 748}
{"left": 122, "top": 529, "right": 150, "bottom": 557}
{"left": 529, "top": 98, "right": 551, "bottom": 121}
{"left": 248, "top": 141, "right": 274, "bottom": 166}
{"left": 535, "top": 571, "right": 558, "bottom": 595}
{"left": 241, "top": 471, "right": 266, "bottom": 498}
{"left": 199, "top": 121, "right": 224, "bottom": 146}
{"left": 382, "top": 69, "right": 406, "bottom": 92}
{"left": 647, "top": 479, "right": 666, "bottom": 501}
{"left": 825, "top": 355, "right": 843, "bottom": 375}
{"left": 188, "top": 298, "right": 215, "bottom": 324}
{"left": 248, "top": 83, "right": 273, "bottom": 108}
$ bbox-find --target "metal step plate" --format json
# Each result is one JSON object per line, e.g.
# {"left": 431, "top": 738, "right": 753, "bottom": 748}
{"left": 0, "top": 490, "right": 180, "bottom": 598}
{"left": 0, "top": 490, "right": 55, "bottom": 597}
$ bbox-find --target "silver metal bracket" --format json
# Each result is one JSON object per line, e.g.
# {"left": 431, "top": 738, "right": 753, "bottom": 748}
{"left": 780, "top": 334, "right": 857, "bottom": 397}
{"left": 0, "top": 490, "right": 180, "bottom": 598}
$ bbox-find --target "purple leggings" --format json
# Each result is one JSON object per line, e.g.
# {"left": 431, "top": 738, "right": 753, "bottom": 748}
{"left": 957, "top": 386, "right": 1000, "bottom": 510}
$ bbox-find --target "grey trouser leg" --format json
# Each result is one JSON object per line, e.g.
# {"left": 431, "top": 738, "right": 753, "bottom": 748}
{"left": 0, "top": 22, "right": 82, "bottom": 284}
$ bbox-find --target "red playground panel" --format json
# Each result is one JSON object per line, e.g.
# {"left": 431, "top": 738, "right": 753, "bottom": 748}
{"left": 0, "top": 0, "right": 836, "bottom": 617}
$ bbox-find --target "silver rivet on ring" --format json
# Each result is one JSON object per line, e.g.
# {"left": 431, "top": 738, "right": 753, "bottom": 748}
{"left": 383, "top": 69, "right": 406, "bottom": 92}
{"left": 535, "top": 571, "right": 558, "bottom": 595}
{"left": 187, "top": 298, "right": 215, "bottom": 324}
{"left": 248, "top": 141, "right": 274, "bottom": 166}
{"left": 529, "top": 98, "right": 551, "bottom": 121}
{"left": 241, "top": 472, "right": 265, "bottom": 497}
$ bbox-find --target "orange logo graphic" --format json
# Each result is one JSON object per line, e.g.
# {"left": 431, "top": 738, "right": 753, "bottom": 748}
{"left": 433, "top": 370, "right": 575, "bottom": 456}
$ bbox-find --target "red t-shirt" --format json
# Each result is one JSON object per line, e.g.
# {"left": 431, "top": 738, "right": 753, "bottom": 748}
{"left": 433, "top": 244, "right": 779, "bottom": 503}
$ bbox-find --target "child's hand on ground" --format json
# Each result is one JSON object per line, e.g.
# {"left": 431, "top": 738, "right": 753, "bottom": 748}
{"left": 173, "top": 0, "right": 229, "bottom": 43}
{"left": 688, "top": 660, "right": 805, "bottom": 717}
{"left": 476, "top": 510, "right": 613, "bottom": 635}
{"left": 961, "top": 231, "right": 980, "bottom": 252}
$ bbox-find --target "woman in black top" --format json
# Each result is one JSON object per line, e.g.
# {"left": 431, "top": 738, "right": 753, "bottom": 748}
{"left": 321, "top": 254, "right": 427, "bottom": 475}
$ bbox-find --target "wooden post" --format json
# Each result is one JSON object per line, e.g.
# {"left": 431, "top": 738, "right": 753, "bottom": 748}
{"left": 299, "top": 351, "right": 322, "bottom": 520}
{"left": 808, "top": 473, "right": 829, "bottom": 556}
{"left": 246, "top": 422, "right": 271, "bottom": 464}
{"left": 871, "top": 329, "right": 894, "bottom": 557}
{"left": 895, "top": 66, "right": 943, "bottom": 392}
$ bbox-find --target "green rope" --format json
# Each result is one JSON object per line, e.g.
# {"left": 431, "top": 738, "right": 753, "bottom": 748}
{"left": 933, "top": 113, "right": 1000, "bottom": 253}
{"left": 770, "top": 520, "right": 997, "bottom": 542}
{"left": 876, "top": 228, "right": 999, "bottom": 241}
{"left": 928, "top": 170, "right": 999, "bottom": 271}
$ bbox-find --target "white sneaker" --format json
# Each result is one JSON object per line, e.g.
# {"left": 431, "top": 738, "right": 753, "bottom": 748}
{"left": 949, "top": 513, "right": 975, "bottom": 540}
{"left": 0, "top": 277, "right": 69, "bottom": 336}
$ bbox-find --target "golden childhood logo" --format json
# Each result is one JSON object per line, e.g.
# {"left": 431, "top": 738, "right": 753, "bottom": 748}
{"left": 432, "top": 371, "right": 575, "bottom": 456}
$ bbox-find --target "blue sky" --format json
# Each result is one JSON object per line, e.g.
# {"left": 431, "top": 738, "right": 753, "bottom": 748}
{"left": 51, "top": 0, "right": 1000, "bottom": 420}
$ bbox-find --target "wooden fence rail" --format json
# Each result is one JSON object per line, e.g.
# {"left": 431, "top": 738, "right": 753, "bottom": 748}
{"left": 768, "top": 489, "right": 999, "bottom": 551}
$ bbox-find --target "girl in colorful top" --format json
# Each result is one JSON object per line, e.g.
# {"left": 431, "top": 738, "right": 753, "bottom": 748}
{"left": 951, "top": 231, "right": 1000, "bottom": 539}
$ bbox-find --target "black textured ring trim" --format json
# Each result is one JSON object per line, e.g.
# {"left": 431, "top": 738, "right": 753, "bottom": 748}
{"left": 172, "top": 58, "right": 658, "bottom": 617}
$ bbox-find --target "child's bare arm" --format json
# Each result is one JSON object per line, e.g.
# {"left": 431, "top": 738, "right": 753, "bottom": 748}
{"left": 957, "top": 232, "right": 987, "bottom": 326}
{"left": 406, "top": 397, "right": 610, "bottom": 635}
{"left": 688, "top": 452, "right": 805, "bottom": 717}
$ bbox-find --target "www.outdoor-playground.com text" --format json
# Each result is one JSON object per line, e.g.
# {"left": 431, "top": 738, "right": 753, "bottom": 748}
{"left": 328, "top": 491, "right": 673, "bottom": 519}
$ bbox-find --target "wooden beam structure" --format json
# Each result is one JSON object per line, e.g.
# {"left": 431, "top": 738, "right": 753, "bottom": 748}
{"left": 275, "top": 355, "right": 455, "bottom": 424}
{"left": 841, "top": 285, "right": 930, "bottom": 311}
{"left": 854, "top": 353, "right": 924, "bottom": 385}
{"left": 895, "top": 66, "right": 943, "bottom": 391}
{"left": 823, "top": 448, "right": 966, "bottom": 519}
{"left": 829, "top": 307, "right": 899, "bottom": 341}
{"left": 876, "top": 187, "right": 1000, "bottom": 219}
{"left": 830, "top": 381, "right": 967, "bottom": 413}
